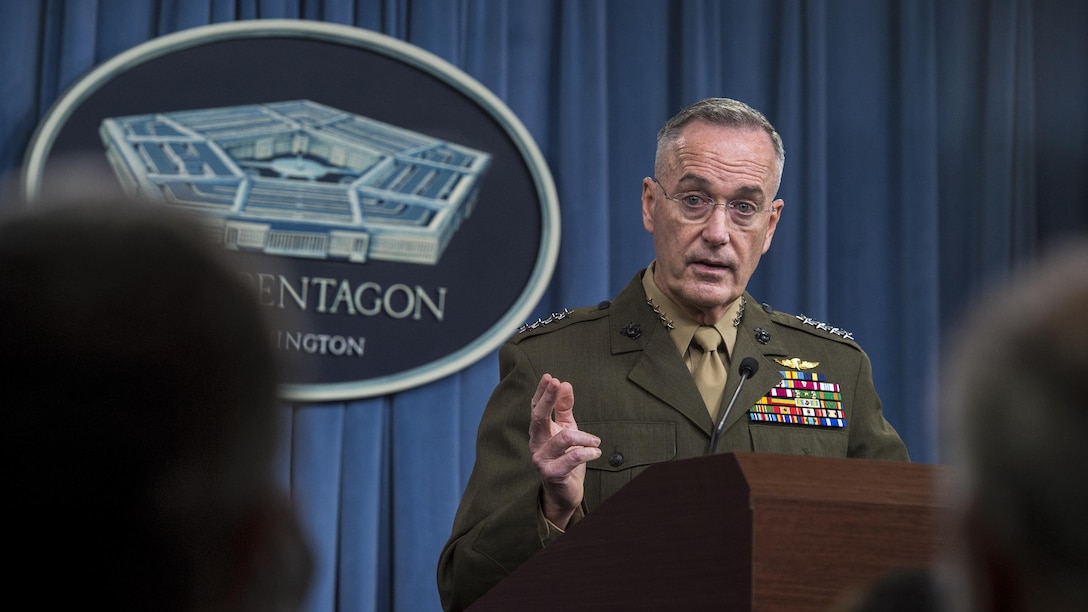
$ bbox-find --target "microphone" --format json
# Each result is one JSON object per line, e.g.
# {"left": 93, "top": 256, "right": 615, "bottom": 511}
{"left": 707, "top": 356, "right": 759, "bottom": 454}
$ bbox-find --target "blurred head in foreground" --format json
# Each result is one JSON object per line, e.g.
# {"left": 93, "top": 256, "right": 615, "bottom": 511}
{"left": 1, "top": 194, "right": 310, "bottom": 610}
{"left": 832, "top": 567, "right": 946, "bottom": 612}
{"left": 942, "top": 240, "right": 1088, "bottom": 612}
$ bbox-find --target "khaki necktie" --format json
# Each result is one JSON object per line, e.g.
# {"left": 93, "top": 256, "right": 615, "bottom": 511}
{"left": 692, "top": 326, "right": 728, "bottom": 419}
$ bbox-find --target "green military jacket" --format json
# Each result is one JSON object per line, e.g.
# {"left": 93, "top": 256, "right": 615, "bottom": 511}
{"left": 437, "top": 271, "right": 908, "bottom": 610}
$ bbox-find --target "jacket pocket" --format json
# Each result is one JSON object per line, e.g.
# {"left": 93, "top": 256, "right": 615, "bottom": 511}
{"left": 748, "top": 423, "right": 848, "bottom": 457}
{"left": 580, "top": 420, "right": 676, "bottom": 509}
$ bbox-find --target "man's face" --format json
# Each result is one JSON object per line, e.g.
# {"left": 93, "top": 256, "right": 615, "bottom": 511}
{"left": 641, "top": 121, "right": 783, "bottom": 325}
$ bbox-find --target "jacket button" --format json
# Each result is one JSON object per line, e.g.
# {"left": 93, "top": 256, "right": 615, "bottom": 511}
{"left": 608, "top": 452, "right": 624, "bottom": 467}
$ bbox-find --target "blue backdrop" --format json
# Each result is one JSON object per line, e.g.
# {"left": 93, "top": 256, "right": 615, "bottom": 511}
{"left": 2, "top": 1, "right": 1086, "bottom": 611}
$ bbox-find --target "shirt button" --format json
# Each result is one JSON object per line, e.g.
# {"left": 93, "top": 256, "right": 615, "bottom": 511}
{"left": 608, "top": 452, "right": 624, "bottom": 467}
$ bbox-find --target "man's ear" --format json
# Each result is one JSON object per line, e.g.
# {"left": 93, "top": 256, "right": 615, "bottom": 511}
{"left": 761, "top": 199, "right": 784, "bottom": 254}
{"left": 641, "top": 177, "right": 657, "bottom": 234}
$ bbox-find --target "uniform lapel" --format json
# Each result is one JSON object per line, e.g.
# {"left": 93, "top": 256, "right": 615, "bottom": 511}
{"left": 608, "top": 272, "right": 714, "bottom": 434}
{"left": 718, "top": 295, "right": 789, "bottom": 436}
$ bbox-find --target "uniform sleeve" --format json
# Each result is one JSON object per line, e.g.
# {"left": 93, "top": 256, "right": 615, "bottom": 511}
{"left": 436, "top": 340, "right": 549, "bottom": 611}
{"left": 846, "top": 348, "right": 910, "bottom": 461}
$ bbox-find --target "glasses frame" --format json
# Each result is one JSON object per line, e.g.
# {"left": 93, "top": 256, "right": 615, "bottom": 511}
{"left": 652, "top": 178, "right": 774, "bottom": 226}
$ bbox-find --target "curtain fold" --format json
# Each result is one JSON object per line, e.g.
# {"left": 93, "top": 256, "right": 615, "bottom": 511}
{"left": 337, "top": 399, "right": 392, "bottom": 612}
{"left": 554, "top": 0, "right": 610, "bottom": 306}
{"left": 291, "top": 403, "right": 347, "bottom": 611}
{"left": 3, "top": 2, "right": 1085, "bottom": 611}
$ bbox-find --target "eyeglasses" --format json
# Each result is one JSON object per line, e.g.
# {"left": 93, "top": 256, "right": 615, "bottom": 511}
{"left": 653, "top": 179, "right": 773, "bottom": 227}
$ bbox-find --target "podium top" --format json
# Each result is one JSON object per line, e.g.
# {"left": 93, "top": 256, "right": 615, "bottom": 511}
{"left": 468, "top": 452, "right": 947, "bottom": 612}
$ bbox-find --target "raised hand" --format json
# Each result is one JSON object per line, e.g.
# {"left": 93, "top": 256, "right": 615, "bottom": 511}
{"left": 528, "top": 373, "right": 602, "bottom": 528}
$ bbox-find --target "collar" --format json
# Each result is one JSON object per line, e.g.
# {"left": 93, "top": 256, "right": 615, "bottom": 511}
{"left": 641, "top": 261, "right": 743, "bottom": 360}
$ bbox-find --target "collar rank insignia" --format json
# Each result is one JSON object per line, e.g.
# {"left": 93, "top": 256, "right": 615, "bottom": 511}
{"left": 774, "top": 357, "right": 820, "bottom": 370}
{"left": 644, "top": 298, "right": 675, "bottom": 331}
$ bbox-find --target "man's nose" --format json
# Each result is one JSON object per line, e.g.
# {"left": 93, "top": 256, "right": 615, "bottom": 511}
{"left": 701, "top": 206, "right": 731, "bottom": 243}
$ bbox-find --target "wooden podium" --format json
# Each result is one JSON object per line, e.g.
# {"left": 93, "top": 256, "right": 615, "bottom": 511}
{"left": 467, "top": 452, "right": 947, "bottom": 611}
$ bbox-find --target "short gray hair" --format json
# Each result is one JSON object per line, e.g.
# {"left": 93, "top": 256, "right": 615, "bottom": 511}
{"left": 655, "top": 98, "right": 785, "bottom": 194}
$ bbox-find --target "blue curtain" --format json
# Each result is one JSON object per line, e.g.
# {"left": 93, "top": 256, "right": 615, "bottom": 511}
{"left": 2, "top": 1, "right": 1085, "bottom": 611}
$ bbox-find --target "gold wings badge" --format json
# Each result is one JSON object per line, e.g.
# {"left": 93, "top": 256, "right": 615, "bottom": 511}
{"left": 774, "top": 357, "right": 820, "bottom": 370}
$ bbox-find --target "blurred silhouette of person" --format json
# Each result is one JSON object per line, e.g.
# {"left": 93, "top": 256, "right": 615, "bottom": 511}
{"left": 831, "top": 567, "right": 947, "bottom": 612}
{"left": 2, "top": 191, "right": 311, "bottom": 611}
{"left": 941, "top": 240, "right": 1088, "bottom": 612}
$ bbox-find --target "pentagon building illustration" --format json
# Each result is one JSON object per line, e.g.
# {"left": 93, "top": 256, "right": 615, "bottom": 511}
{"left": 99, "top": 100, "right": 492, "bottom": 265}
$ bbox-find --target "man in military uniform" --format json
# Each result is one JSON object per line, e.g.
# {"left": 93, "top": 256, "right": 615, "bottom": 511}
{"left": 437, "top": 98, "right": 908, "bottom": 611}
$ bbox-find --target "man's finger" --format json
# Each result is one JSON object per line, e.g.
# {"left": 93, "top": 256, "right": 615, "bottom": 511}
{"left": 538, "top": 446, "right": 603, "bottom": 483}
{"left": 530, "top": 373, "right": 554, "bottom": 411}
{"left": 551, "top": 380, "right": 577, "bottom": 427}
{"left": 536, "top": 428, "right": 601, "bottom": 460}
{"left": 528, "top": 375, "right": 558, "bottom": 438}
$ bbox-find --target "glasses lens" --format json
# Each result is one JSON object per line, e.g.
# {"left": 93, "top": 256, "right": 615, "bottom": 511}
{"left": 727, "top": 201, "right": 760, "bottom": 227}
{"left": 676, "top": 194, "right": 710, "bottom": 220}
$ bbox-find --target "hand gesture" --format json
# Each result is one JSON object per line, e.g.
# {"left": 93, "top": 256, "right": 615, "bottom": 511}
{"left": 528, "top": 374, "right": 602, "bottom": 529}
